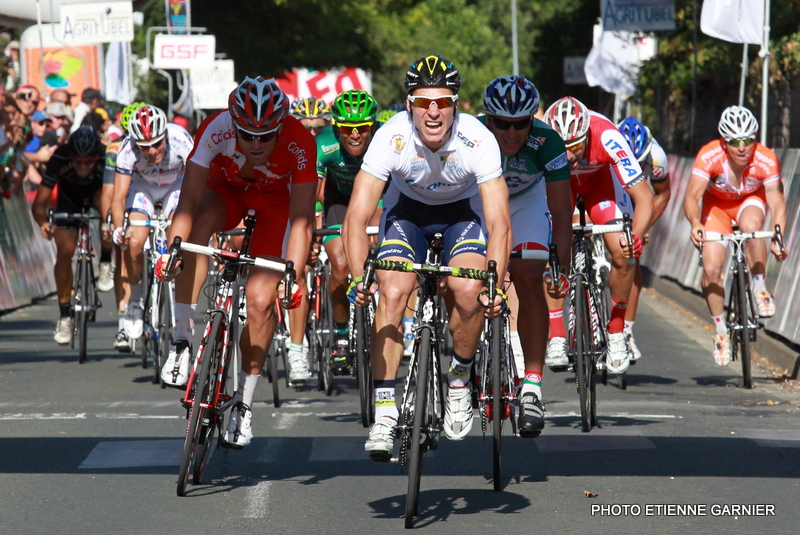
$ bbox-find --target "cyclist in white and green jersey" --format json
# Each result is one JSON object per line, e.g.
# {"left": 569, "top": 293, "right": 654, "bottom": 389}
{"left": 480, "top": 75, "right": 572, "bottom": 437}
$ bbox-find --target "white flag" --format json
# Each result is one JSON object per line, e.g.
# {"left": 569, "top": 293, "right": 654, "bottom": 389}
{"left": 584, "top": 28, "right": 640, "bottom": 95}
{"left": 700, "top": 0, "right": 764, "bottom": 45}
{"left": 104, "top": 41, "right": 131, "bottom": 104}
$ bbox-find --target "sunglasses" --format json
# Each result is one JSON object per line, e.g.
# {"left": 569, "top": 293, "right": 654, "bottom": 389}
{"left": 304, "top": 124, "right": 327, "bottom": 132}
{"left": 565, "top": 139, "right": 585, "bottom": 153}
{"left": 32, "top": 120, "right": 48, "bottom": 126}
{"left": 725, "top": 137, "right": 755, "bottom": 148}
{"left": 490, "top": 116, "right": 532, "bottom": 131}
{"left": 137, "top": 137, "right": 165, "bottom": 149}
{"left": 236, "top": 126, "right": 279, "bottom": 143}
{"left": 407, "top": 95, "right": 458, "bottom": 109}
{"left": 71, "top": 157, "right": 97, "bottom": 166}
{"left": 16, "top": 93, "right": 38, "bottom": 103}
{"left": 337, "top": 122, "right": 374, "bottom": 135}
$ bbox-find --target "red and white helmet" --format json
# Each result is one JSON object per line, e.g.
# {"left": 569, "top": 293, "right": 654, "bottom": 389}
{"left": 128, "top": 105, "right": 168, "bottom": 144}
{"left": 544, "top": 96, "right": 590, "bottom": 143}
{"left": 228, "top": 76, "right": 289, "bottom": 132}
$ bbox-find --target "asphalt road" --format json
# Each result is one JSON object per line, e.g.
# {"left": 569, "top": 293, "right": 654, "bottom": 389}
{"left": 2, "top": 287, "right": 800, "bottom": 534}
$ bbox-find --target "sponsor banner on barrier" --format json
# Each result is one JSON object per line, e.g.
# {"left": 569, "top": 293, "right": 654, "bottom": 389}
{"left": 274, "top": 68, "right": 372, "bottom": 103}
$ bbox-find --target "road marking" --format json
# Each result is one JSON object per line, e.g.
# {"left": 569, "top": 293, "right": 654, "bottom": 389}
{"left": 79, "top": 440, "right": 183, "bottom": 469}
{"left": 96, "top": 414, "right": 181, "bottom": 419}
{"left": 737, "top": 428, "right": 800, "bottom": 448}
{"left": 547, "top": 411, "right": 679, "bottom": 419}
{"left": 243, "top": 480, "right": 272, "bottom": 518}
{"left": 0, "top": 413, "right": 87, "bottom": 420}
{"left": 533, "top": 427, "right": 657, "bottom": 453}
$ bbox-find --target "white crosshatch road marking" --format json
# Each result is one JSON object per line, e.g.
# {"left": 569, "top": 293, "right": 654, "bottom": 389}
{"left": 736, "top": 428, "right": 800, "bottom": 448}
{"left": 79, "top": 440, "right": 183, "bottom": 469}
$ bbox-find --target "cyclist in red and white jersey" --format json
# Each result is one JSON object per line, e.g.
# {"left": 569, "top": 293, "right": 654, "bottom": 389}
{"left": 157, "top": 77, "right": 316, "bottom": 448}
{"left": 544, "top": 97, "right": 654, "bottom": 375}
{"left": 684, "top": 106, "right": 787, "bottom": 366}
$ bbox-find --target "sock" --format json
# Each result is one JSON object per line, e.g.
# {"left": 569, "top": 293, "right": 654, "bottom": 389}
{"left": 712, "top": 314, "right": 727, "bottom": 336}
{"left": 608, "top": 298, "right": 628, "bottom": 333}
{"left": 334, "top": 321, "right": 348, "bottom": 342}
{"left": 374, "top": 380, "right": 398, "bottom": 420}
{"left": 100, "top": 247, "right": 112, "bottom": 263}
{"left": 447, "top": 351, "right": 473, "bottom": 388}
{"left": 59, "top": 302, "right": 71, "bottom": 319}
{"left": 118, "top": 310, "right": 125, "bottom": 331}
{"left": 753, "top": 274, "right": 767, "bottom": 293}
{"left": 548, "top": 308, "right": 566, "bottom": 338}
{"left": 238, "top": 371, "right": 260, "bottom": 408}
{"left": 403, "top": 317, "right": 414, "bottom": 340}
{"left": 129, "top": 283, "right": 142, "bottom": 306}
{"left": 624, "top": 320, "right": 635, "bottom": 335}
{"left": 174, "top": 303, "right": 196, "bottom": 343}
{"left": 521, "top": 370, "right": 543, "bottom": 399}
{"left": 289, "top": 342, "right": 304, "bottom": 354}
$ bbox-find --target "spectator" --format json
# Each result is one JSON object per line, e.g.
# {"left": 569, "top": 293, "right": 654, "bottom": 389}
{"left": 106, "top": 110, "right": 124, "bottom": 141}
{"left": 14, "top": 84, "right": 41, "bottom": 121}
{"left": 4, "top": 40, "right": 20, "bottom": 92}
{"left": 48, "top": 89, "right": 75, "bottom": 121}
{"left": 71, "top": 87, "right": 104, "bottom": 133}
{"left": 45, "top": 101, "right": 72, "bottom": 143}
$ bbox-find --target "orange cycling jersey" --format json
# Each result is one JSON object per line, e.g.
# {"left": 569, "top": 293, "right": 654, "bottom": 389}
{"left": 691, "top": 140, "right": 781, "bottom": 201}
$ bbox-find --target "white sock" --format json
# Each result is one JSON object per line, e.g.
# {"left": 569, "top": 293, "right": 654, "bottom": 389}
{"left": 238, "top": 371, "right": 260, "bottom": 408}
{"left": 712, "top": 314, "right": 727, "bottom": 336}
{"left": 447, "top": 353, "right": 473, "bottom": 388}
{"left": 174, "top": 303, "right": 196, "bottom": 343}
{"left": 753, "top": 274, "right": 767, "bottom": 293}
{"left": 624, "top": 320, "right": 634, "bottom": 335}
{"left": 118, "top": 310, "right": 125, "bottom": 331}
{"left": 374, "top": 387, "right": 398, "bottom": 421}
{"left": 403, "top": 317, "right": 414, "bottom": 339}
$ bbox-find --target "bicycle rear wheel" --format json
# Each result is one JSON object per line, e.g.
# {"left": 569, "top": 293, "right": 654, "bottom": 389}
{"left": 490, "top": 316, "right": 504, "bottom": 491}
{"left": 178, "top": 312, "right": 222, "bottom": 496}
{"left": 355, "top": 304, "right": 374, "bottom": 427}
{"left": 736, "top": 267, "right": 753, "bottom": 389}
{"left": 141, "top": 262, "right": 152, "bottom": 369}
{"left": 76, "top": 256, "right": 90, "bottom": 364}
{"left": 405, "top": 328, "right": 430, "bottom": 528}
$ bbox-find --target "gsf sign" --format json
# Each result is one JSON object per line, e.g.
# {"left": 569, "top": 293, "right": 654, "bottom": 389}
{"left": 153, "top": 34, "right": 216, "bottom": 70}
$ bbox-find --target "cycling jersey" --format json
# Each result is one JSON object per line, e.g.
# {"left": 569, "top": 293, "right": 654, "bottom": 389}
{"left": 362, "top": 112, "right": 503, "bottom": 205}
{"left": 691, "top": 140, "right": 780, "bottom": 201}
{"left": 190, "top": 112, "right": 316, "bottom": 193}
{"left": 102, "top": 137, "right": 123, "bottom": 185}
{"left": 316, "top": 125, "right": 363, "bottom": 197}
{"left": 116, "top": 124, "right": 194, "bottom": 187}
{"left": 573, "top": 111, "right": 644, "bottom": 190}
{"left": 42, "top": 143, "right": 105, "bottom": 216}
{"left": 643, "top": 137, "right": 669, "bottom": 184}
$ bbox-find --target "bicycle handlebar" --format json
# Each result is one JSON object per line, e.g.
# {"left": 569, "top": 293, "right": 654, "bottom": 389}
{"left": 373, "top": 259, "right": 488, "bottom": 280}
{"left": 571, "top": 221, "right": 626, "bottom": 235}
{"left": 126, "top": 219, "right": 172, "bottom": 228}
{"left": 49, "top": 211, "right": 102, "bottom": 222}
{"left": 314, "top": 226, "right": 380, "bottom": 237}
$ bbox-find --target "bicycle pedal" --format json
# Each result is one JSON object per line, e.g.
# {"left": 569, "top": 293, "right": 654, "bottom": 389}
{"left": 547, "top": 365, "right": 569, "bottom": 373}
{"left": 369, "top": 451, "right": 393, "bottom": 463}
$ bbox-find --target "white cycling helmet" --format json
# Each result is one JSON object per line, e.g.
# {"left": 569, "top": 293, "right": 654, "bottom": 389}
{"left": 718, "top": 106, "right": 758, "bottom": 140}
{"left": 128, "top": 105, "right": 168, "bottom": 145}
{"left": 544, "top": 96, "right": 590, "bottom": 143}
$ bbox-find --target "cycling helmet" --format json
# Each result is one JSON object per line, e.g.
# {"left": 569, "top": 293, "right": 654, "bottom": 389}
{"left": 483, "top": 75, "right": 540, "bottom": 118}
{"left": 290, "top": 97, "right": 331, "bottom": 120}
{"left": 120, "top": 101, "right": 146, "bottom": 131}
{"left": 404, "top": 55, "right": 461, "bottom": 94}
{"left": 229, "top": 76, "right": 289, "bottom": 132}
{"left": 618, "top": 116, "right": 652, "bottom": 161}
{"left": 331, "top": 90, "right": 379, "bottom": 124}
{"left": 377, "top": 109, "right": 399, "bottom": 123}
{"left": 544, "top": 97, "right": 590, "bottom": 143}
{"left": 68, "top": 125, "right": 102, "bottom": 158}
{"left": 718, "top": 105, "right": 758, "bottom": 140}
{"left": 128, "top": 105, "right": 168, "bottom": 144}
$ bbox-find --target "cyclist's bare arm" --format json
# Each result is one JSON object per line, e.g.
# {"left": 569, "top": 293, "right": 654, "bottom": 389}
{"left": 683, "top": 173, "right": 709, "bottom": 247}
{"left": 479, "top": 176, "right": 512, "bottom": 279}
{"left": 285, "top": 181, "right": 316, "bottom": 270}
{"left": 765, "top": 182, "right": 788, "bottom": 260}
{"left": 545, "top": 179, "right": 573, "bottom": 268}
{"left": 31, "top": 184, "right": 54, "bottom": 238}
{"left": 111, "top": 171, "right": 132, "bottom": 229}
{"left": 650, "top": 176, "right": 671, "bottom": 229}
{"left": 343, "top": 169, "right": 385, "bottom": 282}
{"left": 626, "top": 179, "right": 654, "bottom": 242}
{"left": 168, "top": 160, "right": 210, "bottom": 245}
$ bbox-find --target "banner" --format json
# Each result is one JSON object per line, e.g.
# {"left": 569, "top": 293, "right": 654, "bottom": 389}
{"left": 104, "top": 41, "right": 131, "bottom": 104}
{"left": 166, "top": 0, "right": 190, "bottom": 34}
{"left": 59, "top": 2, "right": 134, "bottom": 45}
{"left": 700, "top": 0, "right": 764, "bottom": 45}
{"left": 601, "top": 0, "right": 676, "bottom": 32}
{"left": 274, "top": 68, "right": 372, "bottom": 103}
{"left": 585, "top": 26, "right": 655, "bottom": 95}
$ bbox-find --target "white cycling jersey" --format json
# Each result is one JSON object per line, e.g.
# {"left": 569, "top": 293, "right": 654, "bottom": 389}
{"left": 644, "top": 137, "right": 669, "bottom": 184}
{"left": 361, "top": 112, "right": 503, "bottom": 205}
{"left": 116, "top": 123, "right": 194, "bottom": 188}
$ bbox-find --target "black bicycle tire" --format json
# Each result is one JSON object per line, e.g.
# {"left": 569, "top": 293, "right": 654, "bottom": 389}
{"left": 157, "top": 281, "right": 172, "bottom": 387}
{"left": 141, "top": 261, "right": 151, "bottom": 369}
{"left": 356, "top": 305, "right": 373, "bottom": 428}
{"left": 405, "top": 327, "right": 430, "bottom": 528}
{"left": 320, "top": 273, "right": 335, "bottom": 396}
{"left": 574, "top": 279, "right": 591, "bottom": 432}
{"left": 737, "top": 266, "right": 753, "bottom": 389}
{"left": 177, "top": 312, "right": 221, "bottom": 496}
{"left": 491, "top": 316, "right": 503, "bottom": 492}
{"left": 77, "top": 256, "right": 90, "bottom": 364}
{"left": 269, "top": 315, "right": 281, "bottom": 407}
{"left": 193, "top": 314, "right": 225, "bottom": 485}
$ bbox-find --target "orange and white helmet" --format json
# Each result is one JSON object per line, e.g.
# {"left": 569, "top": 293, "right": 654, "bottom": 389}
{"left": 544, "top": 96, "right": 590, "bottom": 143}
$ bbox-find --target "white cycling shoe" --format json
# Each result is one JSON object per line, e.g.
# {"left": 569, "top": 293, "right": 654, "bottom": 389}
{"left": 605, "top": 331, "right": 630, "bottom": 374}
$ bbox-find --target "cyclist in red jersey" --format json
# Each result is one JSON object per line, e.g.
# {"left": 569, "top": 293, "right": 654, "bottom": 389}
{"left": 156, "top": 77, "right": 317, "bottom": 448}
{"left": 684, "top": 106, "right": 787, "bottom": 366}
{"left": 543, "top": 97, "right": 654, "bottom": 375}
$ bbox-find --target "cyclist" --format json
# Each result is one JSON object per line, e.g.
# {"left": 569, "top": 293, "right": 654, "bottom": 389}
{"left": 291, "top": 97, "right": 331, "bottom": 135}
{"left": 156, "top": 77, "right": 316, "bottom": 448}
{"left": 111, "top": 105, "right": 194, "bottom": 343}
{"left": 343, "top": 55, "right": 511, "bottom": 458}
{"left": 543, "top": 96, "right": 654, "bottom": 375}
{"left": 100, "top": 101, "right": 146, "bottom": 352}
{"left": 316, "top": 89, "right": 382, "bottom": 374}
{"left": 31, "top": 126, "right": 110, "bottom": 344}
{"left": 617, "top": 116, "right": 671, "bottom": 361}
{"left": 684, "top": 105, "right": 787, "bottom": 366}
{"left": 480, "top": 75, "right": 572, "bottom": 437}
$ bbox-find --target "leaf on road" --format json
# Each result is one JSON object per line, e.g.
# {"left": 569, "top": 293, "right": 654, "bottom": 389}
{"left": 584, "top": 490, "right": 599, "bottom": 498}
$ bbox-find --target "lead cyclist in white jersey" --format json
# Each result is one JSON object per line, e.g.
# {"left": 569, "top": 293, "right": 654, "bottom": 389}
{"left": 111, "top": 105, "right": 194, "bottom": 340}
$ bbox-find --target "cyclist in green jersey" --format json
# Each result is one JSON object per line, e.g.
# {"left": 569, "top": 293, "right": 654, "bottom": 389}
{"left": 315, "top": 89, "right": 383, "bottom": 373}
{"left": 480, "top": 75, "right": 572, "bottom": 436}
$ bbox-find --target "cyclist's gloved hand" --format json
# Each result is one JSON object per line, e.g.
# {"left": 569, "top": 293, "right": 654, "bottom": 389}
{"left": 155, "top": 253, "right": 181, "bottom": 281}
{"left": 620, "top": 233, "right": 643, "bottom": 258}
{"left": 478, "top": 287, "right": 508, "bottom": 317}
{"left": 112, "top": 227, "right": 130, "bottom": 246}
{"left": 277, "top": 281, "right": 303, "bottom": 309}
{"left": 347, "top": 276, "right": 364, "bottom": 305}
{"left": 543, "top": 270, "right": 570, "bottom": 298}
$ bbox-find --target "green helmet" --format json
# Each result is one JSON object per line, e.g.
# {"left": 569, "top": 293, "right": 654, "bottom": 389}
{"left": 120, "top": 102, "right": 147, "bottom": 131}
{"left": 331, "top": 90, "right": 378, "bottom": 124}
{"left": 377, "top": 109, "right": 399, "bottom": 123}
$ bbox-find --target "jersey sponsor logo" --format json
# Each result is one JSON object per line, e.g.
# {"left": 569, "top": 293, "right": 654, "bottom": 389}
{"left": 457, "top": 131, "right": 479, "bottom": 149}
{"left": 508, "top": 158, "right": 527, "bottom": 171}
{"left": 603, "top": 138, "right": 638, "bottom": 178}
{"left": 287, "top": 141, "right": 309, "bottom": 170}
{"left": 321, "top": 143, "right": 339, "bottom": 154}
{"left": 210, "top": 129, "right": 236, "bottom": 144}
{"left": 545, "top": 153, "right": 568, "bottom": 171}
{"left": 405, "top": 179, "right": 464, "bottom": 191}
{"left": 527, "top": 136, "right": 546, "bottom": 150}
{"left": 392, "top": 134, "right": 405, "bottom": 153}
{"left": 599, "top": 200, "right": 611, "bottom": 210}
{"left": 505, "top": 175, "right": 527, "bottom": 189}
{"left": 410, "top": 158, "right": 428, "bottom": 171}
{"left": 441, "top": 156, "right": 461, "bottom": 172}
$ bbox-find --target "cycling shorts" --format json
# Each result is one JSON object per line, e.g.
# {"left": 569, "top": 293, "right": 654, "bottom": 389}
{"left": 571, "top": 165, "right": 633, "bottom": 225}
{"left": 207, "top": 174, "right": 290, "bottom": 258}
{"left": 322, "top": 204, "right": 347, "bottom": 245}
{"left": 54, "top": 181, "right": 102, "bottom": 231}
{"left": 126, "top": 180, "right": 181, "bottom": 219}
{"left": 378, "top": 193, "right": 486, "bottom": 264}
{"left": 701, "top": 188, "right": 766, "bottom": 239}
{"left": 510, "top": 186, "right": 551, "bottom": 261}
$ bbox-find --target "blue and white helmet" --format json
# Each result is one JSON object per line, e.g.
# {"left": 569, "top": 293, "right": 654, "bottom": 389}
{"left": 618, "top": 116, "right": 652, "bottom": 161}
{"left": 483, "top": 75, "right": 540, "bottom": 118}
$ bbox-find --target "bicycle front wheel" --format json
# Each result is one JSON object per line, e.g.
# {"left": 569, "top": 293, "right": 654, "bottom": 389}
{"left": 490, "top": 316, "right": 504, "bottom": 491}
{"left": 736, "top": 267, "right": 753, "bottom": 389}
{"left": 355, "top": 305, "right": 374, "bottom": 427}
{"left": 405, "top": 328, "right": 431, "bottom": 528}
{"left": 177, "top": 312, "right": 222, "bottom": 496}
{"left": 76, "top": 256, "right": 90, "bottom": 364}
{"left": 157, "top": 281, "right": 173, "bottom": 387}
{"left": 572, "top": 279, "right": 593, "bottom": 432}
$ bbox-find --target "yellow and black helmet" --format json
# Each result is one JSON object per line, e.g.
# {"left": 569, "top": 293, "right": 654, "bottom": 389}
{"left": 404, "top": 55, "right": 461, "bottom": 94}
{"left": 290, "top": 97, "right": 331, "bottom": 120}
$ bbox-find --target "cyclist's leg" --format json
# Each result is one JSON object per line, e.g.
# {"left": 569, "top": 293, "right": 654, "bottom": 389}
{"left": 53, "top": 228, "right": 78, "bottom": 343}
{"left": 123, "top": 188, "right": 156, "bottom": 339}
{"left": 738, "top": 195, "right": 773, "bottom": 317}
{"left": 624, "top": 259, "right": 643, "bottom": 358}
{"left": 91, "top": 187, "right": 114, "bottom": 291}
{"left": 700, "top": 196, "right": 734, "bottom": 364}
